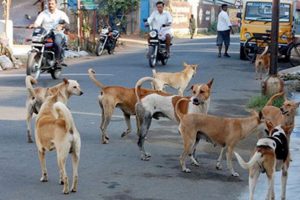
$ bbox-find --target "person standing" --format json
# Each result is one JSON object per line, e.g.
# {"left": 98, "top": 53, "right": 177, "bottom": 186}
{"left": 189, "top": 14, "right": 196, "bottom": 39}
{"left": 216, "top": 4, "right": 234, "bottom": 58}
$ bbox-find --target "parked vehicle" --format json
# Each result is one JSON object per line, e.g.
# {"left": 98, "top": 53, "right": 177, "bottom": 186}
{"left": 27, "top": 21, "right": 67, "bottom": 80}
{"left": 96, "top": 26, "right": 120, "bottom": 56}
{"left": 144, "top": 20, "right": 170, "bottom": 68}
{"left": 238, "top": 0, "right": 295, "bottom": 61}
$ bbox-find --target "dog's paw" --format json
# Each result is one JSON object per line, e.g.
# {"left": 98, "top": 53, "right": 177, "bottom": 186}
{"left": 71, "top": 188, "right": 77, "bottom": 193}
{"left": 191, "top": 162, "right": 200, "bottom": 167}
{"left": 63, "top": 190, "right": 70, "bottom": 195}
{"left": 27, "top": 137, "right": 34, "bottom": 143}
{"left": 40, "top": 175, "right": 48, "bottom": 182}
{"left": 141, "top": 152, "right": 151, "bottom": 161}
{"left": 121, "top": 131, "right": 130, "bottom": 138}
{"left": 216, "top": 163, "right": 222, "bottom": 170}
{"left": 231, "top": 172, "right": 240, "bottom": 177}
{"left": 182, "top": 168, "right": 191, "bottom": 173}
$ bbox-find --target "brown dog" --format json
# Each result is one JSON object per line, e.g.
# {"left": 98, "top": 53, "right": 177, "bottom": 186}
{"left": 25, "top": 76, "right": 83, "bottom": 143}
{"left": 152, "top": 62, "right": 198, "bottom": 96}
{"left": 35, "top": 93, "right": 81, "bottom": 194}
{"left": 88, "top": 68, "right": 166, "bottom": 144}
{"left": 255, "top": 46, "right": 270, "bottom": 80}
{"left": 234, "top": 122, "right": 290, "bottom": 200}
{"left": 175, "top": 98, "right": 263, "bottom": 176}
{"left": 135, "top": 77, "right": 213, "bottom": 161}
{"left": 261, "top": 92, "right": 299, "bottom": 139}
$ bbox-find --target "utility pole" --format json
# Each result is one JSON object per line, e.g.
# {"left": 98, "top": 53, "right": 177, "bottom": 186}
{"left": 262, "top": 0, "right": 284, "bottom": 96}
{"left": 77, "top": 0, "right": 81, "bottom": 52}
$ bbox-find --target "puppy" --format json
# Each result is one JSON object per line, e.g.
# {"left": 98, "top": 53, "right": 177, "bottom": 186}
{"left": 25, "top": 76, "right": 83, "bottom": 143}
{"left": 255, "top": 46, "right": 270, "bottom": 80}
{"left": 35, "top": 93, "right": 81, "bottom": 194}
{"left": 152, "top": 62, "right": 197, "bottom": 96}
{"left": 88, "top": 69, "right": 166, "bottom": 144}
{"left": 175, "top": 98, "right": 263, "bottom": 176}
{"left": 234, "top": 123, "right": 290, "bottom": 200}
{"left": 135, "top": 76, "right": 213, "bottom": 161}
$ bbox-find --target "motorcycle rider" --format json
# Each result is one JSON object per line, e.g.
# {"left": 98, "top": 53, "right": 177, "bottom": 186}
{"left": 147, "top": 1, "right": 173, "bottom": 57}
{"left": 29, "top": 0, "right": 69, "bottom": 65}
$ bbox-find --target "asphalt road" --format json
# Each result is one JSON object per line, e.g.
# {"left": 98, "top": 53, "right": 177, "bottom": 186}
{"left": 0, "top": 36, "right": 299, "bottom": 200}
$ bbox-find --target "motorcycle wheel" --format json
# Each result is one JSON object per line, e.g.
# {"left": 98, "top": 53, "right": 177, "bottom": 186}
{"left": 26, "top": 52, "right": 41, "bottom": 79}
{"left": 50, "top": 68, "right": 62, "bottom": 79}
{"left": 148, "top": 46, "right": 157, "bottom": 68}
{"left": 161, "top": 57, "right": 168, "bottom": 65}
{"left": 96, "top": 41, "right": 105, "bottom": 56}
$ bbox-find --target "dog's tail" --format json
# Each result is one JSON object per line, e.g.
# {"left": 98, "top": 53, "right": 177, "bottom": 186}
{"left": 175, "top": 98, "right": 190, "bottom": 122}
{"left": 25, "top": 75, "right": 37, "bottom": 97}
{"left": 135, "top": 76, "right": 158, "bottom": 102}
{"left": 152, "top": 69, "right": 157, "bottom": 77}
{"left": 88, "top": 68, "right": 106, "bottom": 89}
{"left": 265, "top": 92, "right": 285, "bottom": 106}
{"left": 258, "top": 45, "right": 269, "bottom": 58}
{"left": 234, "top": 151, "right": 262, "bottom": 170}
{"left": 53, "top": 102, "right": 75, "bottom": 134}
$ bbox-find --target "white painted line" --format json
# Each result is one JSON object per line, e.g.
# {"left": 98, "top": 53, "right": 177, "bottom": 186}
{"left": 174, "top": 42, "right": 240, "bottom": 46}
{"left": 71, "top": 111, "right": 124, "bottom": 119}
{"left": 0, "top": 73, "right": 114, "bottom": 78}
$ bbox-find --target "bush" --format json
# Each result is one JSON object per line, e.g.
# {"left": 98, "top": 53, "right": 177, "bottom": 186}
{"left": 247, "top": 95, "right": 284, "bottom": 112}
{"left": 207, "top": 21, "right": 217, "bottom": 34}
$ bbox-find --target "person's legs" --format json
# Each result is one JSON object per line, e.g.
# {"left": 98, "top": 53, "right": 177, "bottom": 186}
{"left": 224, "top": 30, "right": 230, "bottom": 57}
{"left": 165, "top": 34, "right": 171, "bottom": 57}
{"left": 54, "top": 33, "right": 64, "bottom": 62}
{"left": 216, "top": 31, "right": 223, "bottom": 57}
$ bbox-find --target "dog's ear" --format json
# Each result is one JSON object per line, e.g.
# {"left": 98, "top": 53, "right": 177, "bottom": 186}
{"left": 207, "top": 78, "right": 214, "bottom": 88}
{"left": 183, "top": 62, "right": 188, "bottom": 68}
{"left": 266, "top": 120, "right": 274, "bottom": 133}
{"left": 63, "top": 78, "right": 69, "bottom": 84}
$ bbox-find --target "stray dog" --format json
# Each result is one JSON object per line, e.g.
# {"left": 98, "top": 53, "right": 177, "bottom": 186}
{"left": 88, "top": 69, "right": 166, "bottom": 144}
{"left": 135, "top": 76, "right": 213, "bottom": 161}
{"left": 261, "top": 92, "right": 299, "bottom": 139}
{"left": 175, "top": 98, "right": 263, "bottom": 176}
{"left": 25, "top": 76, "right": 83, "bottom": 143}
{"left": 152, "top": 62, "right": 197, "bottom": 96}
{"left": 234, "top": 123, "right": 290, "bottom": 200}
{"left": 35, "top": 94, "right": 81, "bottom": 194}
{"left": 255, "top": 46, "right": 270, "bottom": 80}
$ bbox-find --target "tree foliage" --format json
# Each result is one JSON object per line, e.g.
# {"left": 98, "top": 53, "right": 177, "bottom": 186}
{"left": 97, "top": 0, "right": 139, "bottom": 16}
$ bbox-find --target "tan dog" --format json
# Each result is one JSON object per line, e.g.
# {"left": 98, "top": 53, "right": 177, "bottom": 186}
{"left": 261, "top": 92, "right": 299, "bottom": 139}
{"left": 135, "top": 77, "right": 213, "bottom": 161}
{"left": 25, "top": 76, "right": 83, "bottom": 143}
{"left": 175, "top": 98, "right": 263, "bottom": 176}
{"left": 152, "top": 62, "right": 197, "bottom": 96}
{"left": 255, "top": 46, "right": 270, "bottom": 80}
{"left": 234, "top": 123, "right": 290, "bottom": 200}
{"left": 35, "top": 94, "right": 81, "bottom": 194}
{"left": 88, "top": 68, "right": 166, "bottom": 144}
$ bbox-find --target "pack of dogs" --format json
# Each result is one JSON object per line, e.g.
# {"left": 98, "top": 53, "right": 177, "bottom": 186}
{"left": 24, "top": 62, "right": 299, "bottom": 199}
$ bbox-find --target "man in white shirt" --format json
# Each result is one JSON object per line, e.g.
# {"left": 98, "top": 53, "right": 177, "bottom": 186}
{"left": 30, "top": 0, "right": 70, "bottom": 64}
{"left": 216, "top": 4, "right": 234, "bottom": 58}
{"left": 147, "top": 1, "right": 173, "bottom": 57}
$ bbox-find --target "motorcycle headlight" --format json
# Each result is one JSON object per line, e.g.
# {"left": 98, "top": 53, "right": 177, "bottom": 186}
{"left": 244, "top": 32, "right": 251, "bottom": 39}
{"left": 149, "top": 31, "right": 157, "bottom": 38}
{"left": 32, "top": 36, "right": 43, "bottom": 42}
{"left": 281, "top": 34, "right": 288, "bottom": 41}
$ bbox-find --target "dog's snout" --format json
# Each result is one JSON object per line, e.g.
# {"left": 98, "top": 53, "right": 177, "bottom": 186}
{"left": 80, "top": 91, "right": 84, "bottom": 96}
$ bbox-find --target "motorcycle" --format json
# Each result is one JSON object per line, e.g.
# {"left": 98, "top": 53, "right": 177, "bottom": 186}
{"left": 26, "top": 20, "right": 67, "bottom": 80}
{"left": 144, "top": 19, "right": 170, "bottom": 68}
{"left": 96, "top": 26, "right": 120, "bottom": 56}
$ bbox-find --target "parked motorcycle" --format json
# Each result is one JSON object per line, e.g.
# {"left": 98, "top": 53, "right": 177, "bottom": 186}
{"left": 96, "top": 26, "right": 120, "bottom": 56}
{"left": 144, "top": 19, "right": 170, "bottom": 68}
{"left": 27, "top": 20, "right": 67, "bottom": 80}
